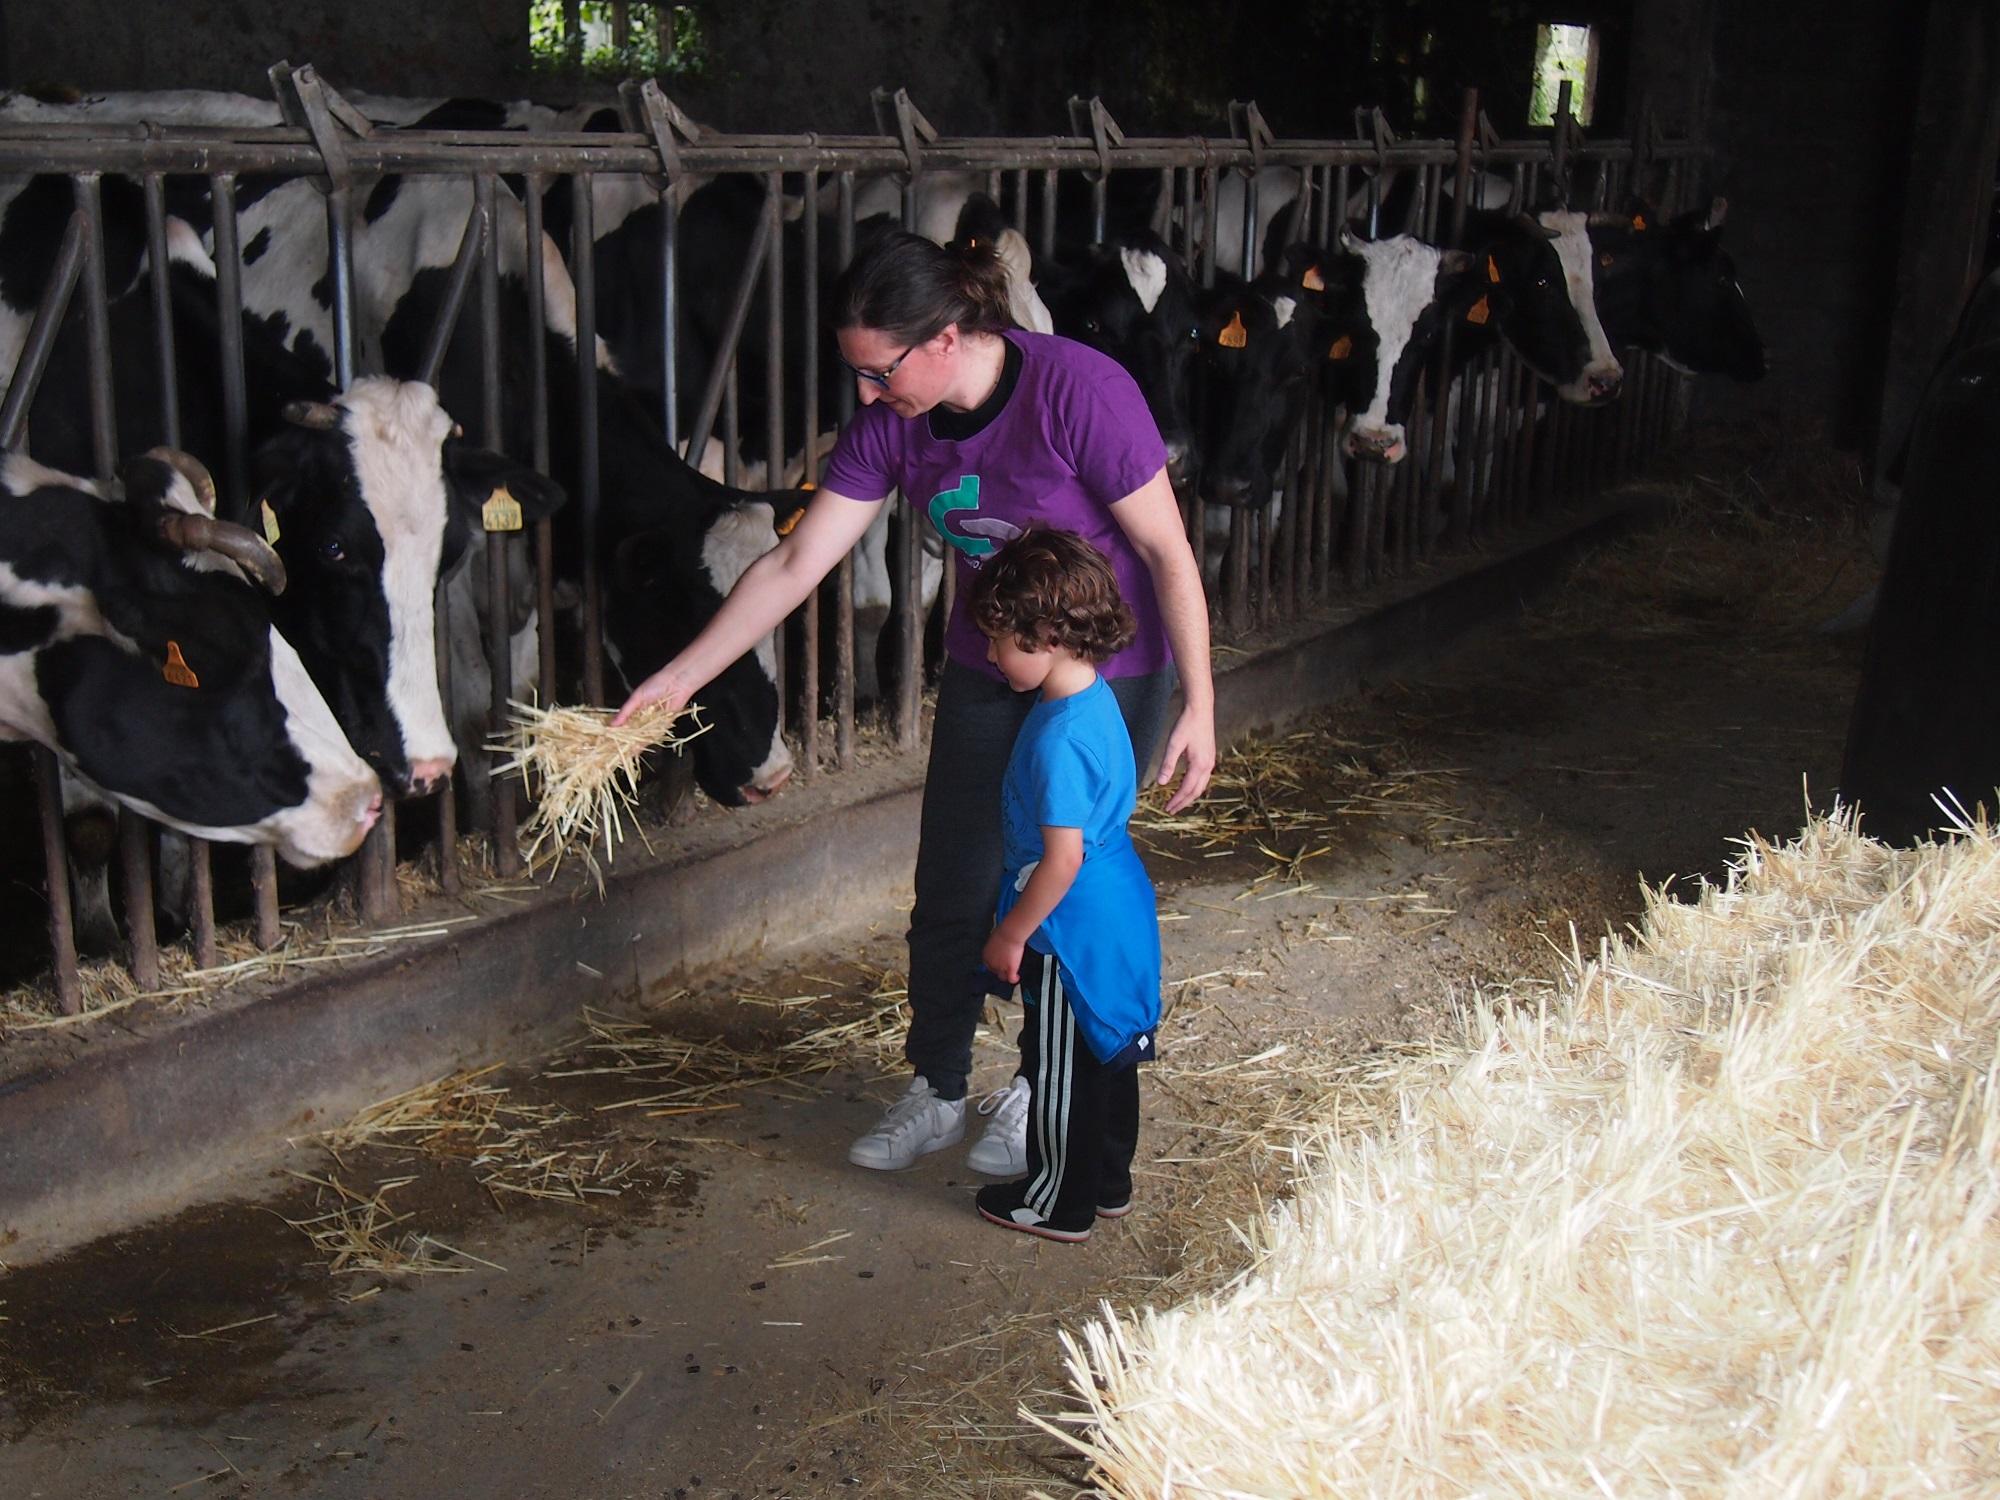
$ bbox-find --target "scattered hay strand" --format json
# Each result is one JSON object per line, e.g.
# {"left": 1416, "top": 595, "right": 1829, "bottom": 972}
{"left": 279, "top": 1173, "right": 502, "bottom": 1277}
{"left": 322, "top": 1063, "right": 652, "bottom": 1211}
{"left": 0, "top": 913, "right": 485, "bottom": 1033}
{"left": 494, "top": 697, "right": 709, "bottom": 887}
{"left": 1037, "top": 808, "right": 2000, "bottom": 1495}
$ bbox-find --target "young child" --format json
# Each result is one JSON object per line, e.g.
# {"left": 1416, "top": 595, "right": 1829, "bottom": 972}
{"left": 969, "top": 529, "right": 1162, "bottom": 1242}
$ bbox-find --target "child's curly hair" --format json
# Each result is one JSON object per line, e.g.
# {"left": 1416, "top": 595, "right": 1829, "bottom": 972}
{"left": 968, "top": 528, "right": 1136, "bottom": 664}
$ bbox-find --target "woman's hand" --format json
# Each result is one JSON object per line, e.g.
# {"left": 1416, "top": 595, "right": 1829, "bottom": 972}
{"left": 610, "top": 662, "right": 693, "bottom": 727}
{"left": 1155, "top": 702, "right": 1216, "bottom": 814}
{"left": 982, "top": 926, "right": 1027, "bottom": 986}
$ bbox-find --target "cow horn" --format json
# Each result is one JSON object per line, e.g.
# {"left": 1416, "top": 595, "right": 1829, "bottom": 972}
{"left": 1515, "top": 211, "right": 1559, "bottom": 240}
{"left": 1586, "top": 211, "right": 1636, "bottom": 230}
{"left": 156, "top": 510, "right": 288, "bottom": 596}
{"left": 283, "top": 400, "right": 343, "bottom": 431}
{"left": 139, "top": 446, "right": 218, "bottom": 515}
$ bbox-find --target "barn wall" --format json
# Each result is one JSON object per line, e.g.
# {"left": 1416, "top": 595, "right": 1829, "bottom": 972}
{"left": 1696, "top": 0, "right": 1925, "bottom": 445}
{"left": 3, "top": 0, "right": 532, "bottom": 100}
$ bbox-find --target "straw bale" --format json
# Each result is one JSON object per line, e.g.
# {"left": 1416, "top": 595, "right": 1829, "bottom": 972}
{"left": 1040, "top": 808, "right": 2000, "bottom": 1496}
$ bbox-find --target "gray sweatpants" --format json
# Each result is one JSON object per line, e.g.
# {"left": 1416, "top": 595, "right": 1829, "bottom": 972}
{"left": 905, "top": 658, "right": 1176, "bottom": 1101}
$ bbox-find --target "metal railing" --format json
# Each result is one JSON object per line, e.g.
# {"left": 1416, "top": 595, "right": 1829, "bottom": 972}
{"left": 0, "top": 69, "right": 1706, "bottom": 1011}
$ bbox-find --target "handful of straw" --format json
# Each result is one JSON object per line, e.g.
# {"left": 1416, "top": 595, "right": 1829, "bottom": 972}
{"left": 494, "top": 697, "right": 709, "bottom": 886}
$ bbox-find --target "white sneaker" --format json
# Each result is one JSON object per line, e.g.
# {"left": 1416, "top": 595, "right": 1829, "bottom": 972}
{"left": 847, "top": 1075, "right": 966, "bottom": 1171}
{"left": 966, "top": 1076, "right": 1031, "bottom": 1176}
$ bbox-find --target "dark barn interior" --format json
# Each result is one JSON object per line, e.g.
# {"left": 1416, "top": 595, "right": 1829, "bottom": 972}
{"left": 0, "top": 2, "right": 1996, "bottom": 1494}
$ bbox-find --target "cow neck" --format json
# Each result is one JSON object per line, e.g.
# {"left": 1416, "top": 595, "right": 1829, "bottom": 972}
{"left": 927, "top": 336, "right": 1022, "bottom": 443}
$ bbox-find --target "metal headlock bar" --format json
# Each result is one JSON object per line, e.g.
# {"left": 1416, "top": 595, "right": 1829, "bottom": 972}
{"left": 0, "top": 72, "right": 1708, "bottom": 1010}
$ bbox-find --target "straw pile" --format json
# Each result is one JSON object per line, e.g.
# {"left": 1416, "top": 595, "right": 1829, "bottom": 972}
{"left": 1038, "top": 808, "right": 2000, "bottom": 1495}
{"left": 493, "top": 697, "right": 709, "bottom": 886}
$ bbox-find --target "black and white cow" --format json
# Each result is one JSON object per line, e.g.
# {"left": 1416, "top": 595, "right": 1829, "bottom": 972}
{"left": 1194, "top": 267, "right": 1329, "bottom": 509}
{"left": 1588, "top": 200, "right": 1765, "bottom": 381}
{"left": 226, "top": 168, "right": 796, "bottom": 805}
{"left": 0, "top": 447, "right": 382, "bottom": 866}
{"left": 20, "top": 219, "right": 562, "bottom": 803}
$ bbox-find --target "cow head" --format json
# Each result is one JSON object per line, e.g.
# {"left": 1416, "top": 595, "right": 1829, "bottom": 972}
{"left": 1328, "top": 230, "right": 1466, "bottom": 465}
{"left": 1531, "top": 210, "right": 1624, "bottom": 403}
{"left": 252, "top": 377, "right": 564, "bottom": 800}
{"left": 0, "top": 450, "right": 382, "bottom": 867}
{"left": 1589, "top": 200, "right": 1765, "bottom": 382}
{"left": 606, "top": 496, "right": 796, "bottom": 808}
{"left": 1040, "top": 232, "right": 1202, "bottom": 487}
{"left": 1195, "top": 271, "right": 1322, "bottom": 505}
{"left": 1452, "top": 213, "right": 1599, "bottom": 403}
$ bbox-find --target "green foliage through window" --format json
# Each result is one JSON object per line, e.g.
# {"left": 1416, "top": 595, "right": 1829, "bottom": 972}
{"left": 528, "top": 1, "right": 706, "bottom": 79}
{"left": 1529, "top": 23, "right": 1595, "bottom": 127}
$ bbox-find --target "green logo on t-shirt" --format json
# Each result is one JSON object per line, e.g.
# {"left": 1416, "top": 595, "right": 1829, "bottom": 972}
{"left": 928, "top": 474, "right": 1024, "bottom": 559}
{"left": 929, "top": 475, "right": 990, "bottom": 555}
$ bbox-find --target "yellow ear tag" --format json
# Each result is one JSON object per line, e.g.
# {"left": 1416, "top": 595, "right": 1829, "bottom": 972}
{"left": 1486, "top": 254, "right": 1501, "bottom": 284}
{"left": 1327, "top": 334, "right": 1353, "bottom": 360}
{"left": 481, "top": 486, "right": 524, "bottom": 533}
{"left": 1302, "top": 265, "right": 1325, "bottom": 292}
{"left": 1632, "top": 214, "right": 1647, "bottom": 231}
{"left": 1218, "top": 311, "right": 1248, "bottom": 349}
{"left": 1466, "top": 295, "right": 1491, "bottom": 326}
{"left": 259, "top": 499, "right": 281, "bottom": 546}
{"left": 163, "top": 641, "right": 199, "bottom": 689}
{"left": 774, "top": 507, "right": 804, "bottom": 537}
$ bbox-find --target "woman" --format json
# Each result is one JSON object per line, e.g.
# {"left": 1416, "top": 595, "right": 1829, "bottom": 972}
{"left": 614, "top": 228, "right": 1214, "bottom": 1175}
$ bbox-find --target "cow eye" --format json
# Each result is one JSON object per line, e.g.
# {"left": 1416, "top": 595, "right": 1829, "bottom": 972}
{"left": 319, "top": 536, "right": 347, "bottom": 564}
{"left": 1083, "top": 317, "right": 1101, "bottom": 336}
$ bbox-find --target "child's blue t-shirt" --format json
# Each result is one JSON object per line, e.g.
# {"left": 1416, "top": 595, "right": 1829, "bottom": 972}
{"left": 995, "top": 676, "right": 1162, "bottom": 1067}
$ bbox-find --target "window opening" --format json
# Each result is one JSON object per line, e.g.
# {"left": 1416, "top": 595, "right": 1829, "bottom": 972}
{"left": 1529, "top": 23, "right": 1597, "bottom": 127}
{"left": 529, "top": 1, "right": 706, "bottom": 78}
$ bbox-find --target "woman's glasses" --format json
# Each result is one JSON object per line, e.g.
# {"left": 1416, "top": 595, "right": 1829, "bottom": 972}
{"left": 841, "top": 345, "right": 913, "bottom": 389}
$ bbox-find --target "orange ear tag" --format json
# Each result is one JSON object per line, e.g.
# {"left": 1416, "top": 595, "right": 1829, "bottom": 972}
{"left": 1327, "top": 334, "right": 1353, "bottom": 360}
{"left": 1632, "top": 214, "right": 1647, "bottom": 231}
{"left": 774, "top": 507, "right": 804, "bottom": 536}
{"left": 1466, "top": 296, "right": 1491, "bottom": 326}
{"left": 1302, "top": 265, "right": 1325, "bottom": 292}
{"left": 163, "top": 641, "right": 199, "bottom": 689}
{"left": 481, "top": 486, "right": 523, "bottom": 533}
{"left": 1486, "top": 254, "right": 1501, "bottom": 284}
{"left": 1218, "top": 311, "right": 1248, "bottom": 349}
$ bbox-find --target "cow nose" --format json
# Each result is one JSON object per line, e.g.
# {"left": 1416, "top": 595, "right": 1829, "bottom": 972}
{"left": 361, "top": 790, "right": 385, "bottom": 829}
{"left": 1164, "top": 442, "right": 1191, "bottom": 484}
{"left": 1588, "top": 371, "right": 1623, "bottom": 402}
{"left": 740, "top": 763, "right": 794, "bottom": 805}
{"left": 1345, "top": 428, "right": 1406, "bottom": 464}
{"left": 405, "top": 756, "right": 455, "bottom": 797}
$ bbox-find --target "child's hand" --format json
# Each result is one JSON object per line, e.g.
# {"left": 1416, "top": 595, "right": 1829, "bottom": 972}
{"left": 982, "top": 927, "right": 1026, "bottom": 986}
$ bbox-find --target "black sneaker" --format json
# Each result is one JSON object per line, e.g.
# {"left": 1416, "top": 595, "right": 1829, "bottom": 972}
{"left": 975, "top": 1181, "right": 1093, "bottom": 1243}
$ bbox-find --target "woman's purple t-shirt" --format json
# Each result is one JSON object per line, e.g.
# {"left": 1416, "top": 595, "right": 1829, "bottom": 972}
{"left": 820, "top": 330, "right": 1171, "bottom": 682}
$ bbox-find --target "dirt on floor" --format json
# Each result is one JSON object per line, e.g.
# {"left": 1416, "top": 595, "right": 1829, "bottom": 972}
{"left": 0, "top": 421, "right": 1878, "bottom": 1498}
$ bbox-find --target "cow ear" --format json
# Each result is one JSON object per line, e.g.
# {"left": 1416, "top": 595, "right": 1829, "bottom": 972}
{"left": 1437, "top": 248, "right": 1477, "bottom": 277}
{"left": 444, "top": 446, "right": 569, "bottom": 526}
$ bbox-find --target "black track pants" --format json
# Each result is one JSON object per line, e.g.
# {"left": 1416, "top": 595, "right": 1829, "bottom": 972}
{"left": 1016, "top": 947, "right": 1141, "bottom": 1220}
